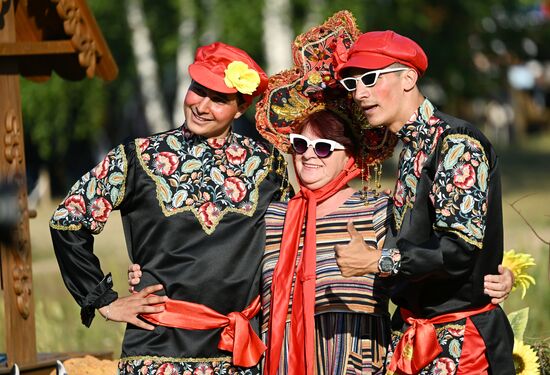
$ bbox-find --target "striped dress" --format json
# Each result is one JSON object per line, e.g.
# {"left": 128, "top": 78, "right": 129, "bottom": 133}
{"left": 261, "top": 191, "right": 392, "bottom": 375}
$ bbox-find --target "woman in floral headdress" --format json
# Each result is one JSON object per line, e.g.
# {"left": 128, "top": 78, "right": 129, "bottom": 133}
{"left": 254, "top": 11, "right": 514, "bottom": 375}
{"left": 253, "top": 13, "right": 398, "bottom": 372}
{"left": 260, "top": 107, "right": 395, "bottom": 374}
{"left": 123, "top": 11, "right": 513, "bottom": 375}
{"left": 50, "top": 42, "right": 285, "bottom": 374}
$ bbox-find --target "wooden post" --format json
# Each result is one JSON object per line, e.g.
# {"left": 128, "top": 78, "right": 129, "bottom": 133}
{"left": 0, "top": 1, "right": 117, "bottom": 370}
{"left": 0, "top": 0, "right": 38, "bottom": 367}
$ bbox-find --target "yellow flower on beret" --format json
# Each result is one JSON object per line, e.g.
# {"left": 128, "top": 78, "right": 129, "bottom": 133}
{"left": 224, "top": 61, "right": 261, "bottom": 95}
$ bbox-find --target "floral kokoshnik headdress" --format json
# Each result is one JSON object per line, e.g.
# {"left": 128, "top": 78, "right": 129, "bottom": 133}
{"left": 255, "top": 10, "right": 398, "bottom": 189}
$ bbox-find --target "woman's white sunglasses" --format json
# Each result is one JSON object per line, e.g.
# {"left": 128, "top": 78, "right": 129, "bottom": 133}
{"left": 289, "top": 134, "right": 345, "bottom": 158}
{"left": 339, "top": 67, "right": 409, "bottom": 91}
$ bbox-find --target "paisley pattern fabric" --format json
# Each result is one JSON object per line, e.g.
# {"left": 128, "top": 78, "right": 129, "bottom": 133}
{"left": 386, "top": 322, "right": 466, "bottom": 375}
{"left": 430, "top": 134, "right": 489, "bottom": 248}
{"left": 136, "top": 127, "right": 271, "bottom": 234}
{"left": 51, "top": 126, "right": 272, "bottom": 235}
{"left": 50, "top": 144, "right": 127, "bottom": 234}
{"left": 118, "top": 356, "right": 259, "bottom": 375}
{"left": 393, "top": 98, "right": 489, "bottom": 249}
{"left": 393, "top": 99, "right": 448, "bottom": 231}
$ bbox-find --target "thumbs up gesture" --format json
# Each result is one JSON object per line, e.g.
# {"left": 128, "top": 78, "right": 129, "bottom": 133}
{"left": 334, "top": 221, "right": 382, "bottom": 277}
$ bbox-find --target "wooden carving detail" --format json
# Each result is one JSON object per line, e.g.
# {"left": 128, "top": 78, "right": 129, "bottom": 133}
{"left": 52, "top": 0, "right": 100, "bottom": 78}
{"left": 4, "top": 109, "right": 22, "bottom": 168}
{"left": 13, "top": 181, "right": 33, "bottom": 320}
{"left": 13, "top": 261, "right": 32, "bottom": 319}
{"left": 15, "top": 177, "right": 30, "bottom": 259}
{"left": 4, "top": 108, "right": 33, "bottom": 319}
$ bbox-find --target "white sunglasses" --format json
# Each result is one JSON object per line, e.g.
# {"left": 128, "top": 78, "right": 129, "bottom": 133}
{"left": 289, "top": 134, "right": 345, "bottom": 158}
{"left": 339, "top": 67, "right": 409, "bottom": 91}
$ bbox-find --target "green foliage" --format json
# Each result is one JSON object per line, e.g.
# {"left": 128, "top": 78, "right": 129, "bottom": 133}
{"left": 142, "top": 0, "right": 182, "bottom": 101}
{"left": 21, "top": 76, "right": 106, "bottom": 161}
{"left": 217, "top": 0, "right": 265, "bottom": 64}
{"left": 88, "top": 0, "right": 141, "bottom": 142}
{"left": 533, "top": 340, "right": 550, "bottom": 374}
{"left": 21, "top": 0, "right": 137, "bottom": 167}
{"left": 507, "top": 307, "right": 530, "bottom": 341}
{"left": 19, "top": 0, "right": 549, "bottom": 169}
{"left": 505, "top": 245, "right": 550, "bottom": 342}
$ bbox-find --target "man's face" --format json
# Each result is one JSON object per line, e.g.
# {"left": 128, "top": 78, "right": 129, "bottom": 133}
{"left": 347, "top": 67, "right": 406, "bottom": 130}
{"left": 183, "top": 81, "right": 246, "bottom": 139}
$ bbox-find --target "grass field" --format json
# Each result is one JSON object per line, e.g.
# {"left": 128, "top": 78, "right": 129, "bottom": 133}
{"left": 1, "top": 132, "right": 549, "bottom": 359}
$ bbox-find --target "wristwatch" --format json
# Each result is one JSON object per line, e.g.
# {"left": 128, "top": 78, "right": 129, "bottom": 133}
{"left": 377, "top": 248, "right": 401, "bottom": 277}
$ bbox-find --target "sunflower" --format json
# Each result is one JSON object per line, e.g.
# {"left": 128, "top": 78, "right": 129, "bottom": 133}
{"left": 513, "top": 339, "right": 540, "bottom": 374}
{"left": 502, "top": 249, "right": 536, "bottom": 299}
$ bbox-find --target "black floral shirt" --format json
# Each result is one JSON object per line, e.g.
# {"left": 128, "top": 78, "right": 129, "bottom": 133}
{"left": 51, "top": 127, "right": 274, "bottom": 235}
{"left": 392, "top": 99, "right": 489, "bottom": 249}
{"left": 384, "top": 99, "right": 514, "bottom": 373}
{"left": 50, "top": 125, "right": 285, "bottom": 368}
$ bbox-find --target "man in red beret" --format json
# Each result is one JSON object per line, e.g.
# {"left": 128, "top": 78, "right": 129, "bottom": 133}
{"left": 334, "top": 30, "right": 515, "bottom": 374}
{"left": 50, "top": 42, "right": 284, "bottom": 374}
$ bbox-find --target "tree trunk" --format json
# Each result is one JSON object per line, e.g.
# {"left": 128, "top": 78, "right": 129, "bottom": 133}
{"left": 199, "top": 0, "right": 221, "bottom": 45}
{"left": 172, "top": 0, "right": 220, "bottom": 127}
{"left": 172, "top": 0, "right": 197, "bottom": 127}
{"left": 126, "top": 0, "right": 171, "bottom": 133}
{"left": 303, "top": 0, "right": 326, "bottom": 31}
{"left": 262, "top": 0, "right": 293, "bottom": 75}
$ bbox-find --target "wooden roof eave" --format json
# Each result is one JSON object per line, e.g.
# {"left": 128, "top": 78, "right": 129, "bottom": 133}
{"left": 0, "top": 0, "right": 118, "bottom": 82}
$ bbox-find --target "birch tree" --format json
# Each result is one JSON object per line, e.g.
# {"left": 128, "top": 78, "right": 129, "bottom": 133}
{"left": 262, "top": 0, "right": 293, "bottom": 75}
{"left": 199, "top": 0, "right": 221, "bottom": 45}
{"left": 172, "top": 0, "right": 221, "bottom": 126}
{"left": 126, "top": 0, "right": 171, "bottom": 133}
{"left": 303, "top": 0, "right": 326, "bottom": 31}
{"left": 172, "top": 0, "right": 197, "bottom": 126}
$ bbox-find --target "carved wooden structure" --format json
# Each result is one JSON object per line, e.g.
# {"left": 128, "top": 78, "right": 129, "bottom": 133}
{"left": 0, "top": 0, "right": 117, "bottom": 371}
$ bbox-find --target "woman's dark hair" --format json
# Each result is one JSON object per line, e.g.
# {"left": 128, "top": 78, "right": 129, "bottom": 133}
{"left": 297, "top": 109, "right": 358, "bottom": 158}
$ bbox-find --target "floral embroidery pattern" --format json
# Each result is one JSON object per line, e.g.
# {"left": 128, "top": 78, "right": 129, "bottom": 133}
{"left": 393, "top": 99, "right": 490, "bottom": 248}
{"left": 50, "top": 145, "right": 127, "bottom": 233}
{"left": 393, "top": 99, "right": 449, "bottom": 229}
{"left": 387, "top": 322, "right": 465, "bottom": 374}
{"left": 429, "top": 134, "right": 489, "bottom": 248}
{"left": 118, "top": 357, "right": 259, "bottom": 375}
{"left": 137, "top": 127, "right": 271, "bottom": 234}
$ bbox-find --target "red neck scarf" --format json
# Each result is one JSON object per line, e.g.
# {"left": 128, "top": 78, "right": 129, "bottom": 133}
{"left": 265, "top": 157, "right": 360, "bottom": 375}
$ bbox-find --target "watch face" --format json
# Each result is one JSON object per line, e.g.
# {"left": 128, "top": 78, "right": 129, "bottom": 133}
{"left": 379, "top": 257, "right": 394, "bottom": 273}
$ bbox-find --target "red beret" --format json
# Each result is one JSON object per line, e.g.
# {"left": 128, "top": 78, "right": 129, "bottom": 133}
{"left": 188, "top": 42, "right": 268, "bottom": 102}
{"left": 337, "top": 30, "right": 428, "bottom": 77}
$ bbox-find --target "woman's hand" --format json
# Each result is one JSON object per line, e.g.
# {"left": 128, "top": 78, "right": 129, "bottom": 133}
{"left": 98, "top": 284, "right": 167, "bottom": 330}
{"left": 128, "top": 263, "right": 142, "bottom": 292}
{"left": 484, "top": 265, "right": 514, "bottom": 304}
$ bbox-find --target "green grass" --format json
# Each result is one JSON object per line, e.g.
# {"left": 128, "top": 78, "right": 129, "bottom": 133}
{"left": 1, "top": 132, "right": 549, "bottom": 359}
{"left": 498, "top": 132, "right": 550, "bottom": 346}
{"left": 0, "top": 210, "right": 128, "bottom": 357}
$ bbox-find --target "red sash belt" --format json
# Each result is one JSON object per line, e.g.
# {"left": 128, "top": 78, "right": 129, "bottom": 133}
{"left": 140, "top": 295, "right": 265, "bottom": 368}
{"left": 387, "top": 303, "right": 496, "bottom": 375}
